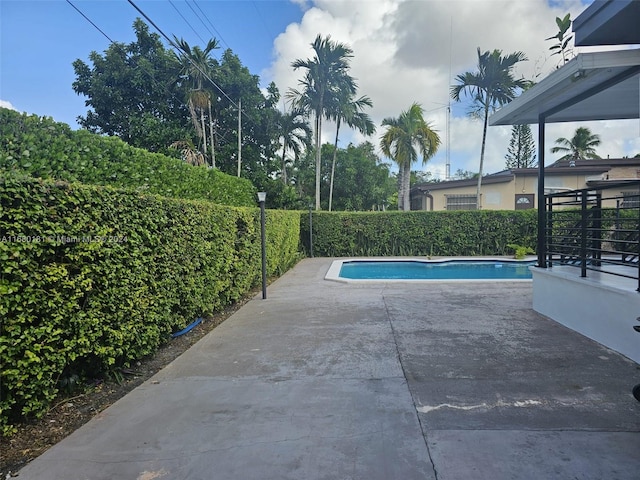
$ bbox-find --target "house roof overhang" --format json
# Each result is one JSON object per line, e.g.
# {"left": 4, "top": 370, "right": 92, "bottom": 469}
{"left": 411, "top": 175, "right": 514, "bottom": 194}
{"left": 489, "top": 48, "right": 640, "bottom": 125}
{"left": 573, "top": 0, "right": 640, "bottom": 46}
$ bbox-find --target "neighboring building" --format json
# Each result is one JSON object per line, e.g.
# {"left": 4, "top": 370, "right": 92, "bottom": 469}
{"left": 410, "top": 157, "right": 640, "bottom": 211}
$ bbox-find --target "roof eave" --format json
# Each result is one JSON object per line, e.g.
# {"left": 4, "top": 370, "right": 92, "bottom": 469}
{"left": 489, "top": 49, "right": 640, "bottom": 126}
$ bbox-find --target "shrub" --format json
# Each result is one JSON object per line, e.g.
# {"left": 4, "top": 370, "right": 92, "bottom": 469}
{"left": 0, "top": 108, "right": 255, "bottom": 207}
{"left": 0, "top": 174, "right": 300, "bottom": 434}
{"left": 301, "top": 210, "right": 537, "bottom": 257}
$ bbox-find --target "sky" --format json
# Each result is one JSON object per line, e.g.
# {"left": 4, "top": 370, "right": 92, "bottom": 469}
{"left": 1, "top": 0, "right": 639, "bottom": 180}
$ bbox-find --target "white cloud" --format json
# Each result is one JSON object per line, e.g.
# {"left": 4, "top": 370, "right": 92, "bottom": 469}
{"left": 266, "top": 0, "right": 638, "bottom": 179}
{"left": 290, "top": 0, "right": 312, "bottom": 9}
{"left": 0, "top": 99, "right": 18, "bottom": 111}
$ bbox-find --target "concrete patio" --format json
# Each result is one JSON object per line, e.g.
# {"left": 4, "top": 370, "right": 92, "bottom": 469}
{"left": 18, "top": 257, "right": 640, "bottom": 479}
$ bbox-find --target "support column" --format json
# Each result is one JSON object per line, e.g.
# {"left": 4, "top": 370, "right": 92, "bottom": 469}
{"left": 537, "top": 115, "right": 547, "bottom": 268}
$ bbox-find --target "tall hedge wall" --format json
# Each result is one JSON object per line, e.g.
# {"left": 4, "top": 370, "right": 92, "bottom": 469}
{"left": 0, "top": 174, "right": 300, "bottom": 434}
{"left": 301, "top": 210, "right": 537, "bottom": 257}
{"left": 0, "top": 108, "right": 255, "bottom": 207}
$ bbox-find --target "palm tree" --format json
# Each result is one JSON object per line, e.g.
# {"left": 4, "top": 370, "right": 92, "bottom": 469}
{"left": 380, "top": 103, "right": 441, "bottom": 211}
{"left": 288, "top": 34, "right": 354, "bottom": 210}
{"left": 451, "top": 47, "right": 528, "bottom": 209}
{"left": 173, "top": 37, "right": 220, "bottom": 167}
{"left": 551, "top": 127, "right": 601, "bottom": 161}
{"left": 169, "top": 140, "right": 205, "bottom": 166}
{"left": 275, "top": 108, "right": 312, "bottom": 185}
{"left": 327, "top": 91, "right": 375, "bottom": 211}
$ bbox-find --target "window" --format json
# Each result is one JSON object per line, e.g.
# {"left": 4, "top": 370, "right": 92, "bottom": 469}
{"left": 621, "top": 191, "right": 640, "bottom": 208}
{"left": 446, "top": 195, "right": 477, "bottom": 210}
{"left": 515, "top": 194, "right": 534, "bottom": 210}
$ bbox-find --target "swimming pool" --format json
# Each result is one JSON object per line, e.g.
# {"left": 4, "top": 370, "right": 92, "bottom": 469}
{"left": 325, "top": 258, "right": 536, "bottom": 282}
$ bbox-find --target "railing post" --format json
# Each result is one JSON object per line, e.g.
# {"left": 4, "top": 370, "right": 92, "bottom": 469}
{"left": 535, "top": 181, "right": 640, "bottom": 288}
{"left": 593, "top": 192, "right": 602, "bottom": 267}
{"left": 580, "top": 191, "right": 588, "bottom": 277}
{"left": 616, "top": 199, "right": 621, "bottom": 263}
{"left": 637, "top": 193, "right": 640, "bottom": 292}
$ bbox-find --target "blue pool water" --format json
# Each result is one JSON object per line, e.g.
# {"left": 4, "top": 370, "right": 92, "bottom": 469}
{"left": 339, "top": 260, "right": 535, "bottom": 280}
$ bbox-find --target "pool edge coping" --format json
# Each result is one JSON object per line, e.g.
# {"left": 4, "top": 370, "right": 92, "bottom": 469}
{"left": 325, "top": 256, "right": 537, "bottom": 283}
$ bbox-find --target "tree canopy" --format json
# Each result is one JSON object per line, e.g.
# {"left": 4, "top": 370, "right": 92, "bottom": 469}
{"left": 288, "top": 34, "right": 356, "bottom": 210}
{"left": 72, "top": 19, "right": 188, "bottom": 155}
{"left": 380, "top": 103, "right": 440, "bottom": 211}
{"left": 451, "top": 47, "right": 529, "bottom": 209}
{"left": 71, "top": 21, "right": 390, "bottom": 210}
{"left": 505, "top": 124, "right": 537, "bottom": 169}
{"left": 551, "top": 127, "right": 601, "bottom": 161}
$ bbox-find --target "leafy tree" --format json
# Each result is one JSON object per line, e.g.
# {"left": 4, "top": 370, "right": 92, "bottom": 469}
{"left": 380, "top": 103, "right": 441, "bottom": 211}
{"left": 454, "top": 169, "right": 478, "bottom": 179}
{"left": 551, "top": 126, "right": 601, "bottom": 161}
{"left": 73, "top": 19, "right": 283, "bottom": 189}
{"left": 207, "top": 49, "right": 281, "bottom": 187}
{"left": 288, "top": 146, "right": 316, "bottom": 205}
{"left": 411, "top": 170, "right": 441, "bottom": 185}
{"left": 72, "top": 19, "right": 189, "bottom": 154}
{"left": 327, "top": 91, "right": 375, "bottom": 211}
{"left": 172, "top": 36, "right": 220, "bottom": 167}
{"left": 321, "top": 142, "right": 395, "bottom": 211}
{"left": 451, "top": 47, "right": 528, "bottom": 209}
{"left": 546, "top": 13, "right": 574, "bottom": 67}
{"left": 288, "top": 34, "right": 355, "bottom": 210}
{"left": 505, "top": 124, "right": 537, "bottom": 168}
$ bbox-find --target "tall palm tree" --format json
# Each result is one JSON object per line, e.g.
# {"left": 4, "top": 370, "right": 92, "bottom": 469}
{"left": 551, "top": 127, "right": 601, "bottom": 161}
{"left": 276, "top": 107, "right": 312, "bottom": 185}
{"left": 451, "top": 47, "right": 528, "bottom": 209}
{"left": 288, "top": 34, "right": 354, "bottom": 210}
{"left": 173, "top": 37, "right": 219, "bottom": 167}
{"left": 380, "top": 103, "right": 441, "bottom": 211}
{"left": 327, "top": 91, "right": 375, "bottom": 211}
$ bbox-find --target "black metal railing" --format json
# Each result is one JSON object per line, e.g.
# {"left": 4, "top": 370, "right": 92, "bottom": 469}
{"left": 544, "top": 181, "right": 640, "bottom": 291}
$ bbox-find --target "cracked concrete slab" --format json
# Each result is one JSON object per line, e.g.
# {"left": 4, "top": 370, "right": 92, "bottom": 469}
{"left": 18, "top": 258, "right": 640, "bottom": 480}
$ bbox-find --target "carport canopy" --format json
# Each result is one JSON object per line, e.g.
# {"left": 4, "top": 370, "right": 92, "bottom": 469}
{"left": 489, "top": 48, "right": 640, "bottom": 126}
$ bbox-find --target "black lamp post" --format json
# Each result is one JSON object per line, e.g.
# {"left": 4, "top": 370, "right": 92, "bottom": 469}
{"left": 308, "top": 203, "right": 314, "bottom": 258}
{"left": 257, "top": 192, "right": 267, "bottom": 299}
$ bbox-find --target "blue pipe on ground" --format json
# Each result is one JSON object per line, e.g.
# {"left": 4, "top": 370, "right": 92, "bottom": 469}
{"left": 171, "top": 317, "right": 203, "bottom": 338}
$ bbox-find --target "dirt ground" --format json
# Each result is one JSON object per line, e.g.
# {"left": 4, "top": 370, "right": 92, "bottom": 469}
{"left": 0, "top": 291, "right": 257, "bottom": 478}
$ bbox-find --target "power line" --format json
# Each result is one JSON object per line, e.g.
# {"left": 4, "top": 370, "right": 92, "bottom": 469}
{"left": 128, "top": 0, "right": 273, "bottom": 138}
{"left": 66, "top": 0, "right": 179, "bottom": 103}
{"left": 168, "top": 0, "right": 207, "bottom": 45}
{"left": 190, "top": 0, "right": 230, "bottom": 51}
{"left": 66, "top": 0, "right": 115, "bottom": 44}
{"left": 65, "top": 0, "right": 201, "bottom": 142}
{"left": 126, "top": 0, "right": 237, "bottom": 109}
{"left": 71, "top": 0, "right": 264, "bottom": 155}
{"left": 251, "top": 1, "right": 276, "bottom": 44}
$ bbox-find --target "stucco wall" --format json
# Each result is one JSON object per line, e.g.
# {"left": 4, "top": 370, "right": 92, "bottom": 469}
{"left": 531, "top": 266, "right": 640, "bottom": 364}
{"left": 414, "top": 164, "right": 639, "bottom": 211}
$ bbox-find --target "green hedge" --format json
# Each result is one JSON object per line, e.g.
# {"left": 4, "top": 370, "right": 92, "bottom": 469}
{"left": 0, "top": 174, "right": 300, "bottom": 434}
{"left": 301, "top": 210, "right": 538, "bottom": 257}
{"left": 0, "top": 108, "right": 255, "bottom": 207}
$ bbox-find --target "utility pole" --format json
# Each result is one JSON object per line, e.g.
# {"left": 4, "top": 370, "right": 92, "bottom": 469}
{"left": 208, "top": 101, "right": 215, "bottom": 168}
{"left": 446, "top": 16, "right": 453, "bottom": 180}
{"left": 237, "top": 98, "right": 242, "bottom": 177}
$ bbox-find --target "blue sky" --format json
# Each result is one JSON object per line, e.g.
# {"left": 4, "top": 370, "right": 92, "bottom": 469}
{"left": 1, "top": 0, "right": 303, "bottom": 126}
{"left": 2, "top": 0, "right": 638, "bottom": 179}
